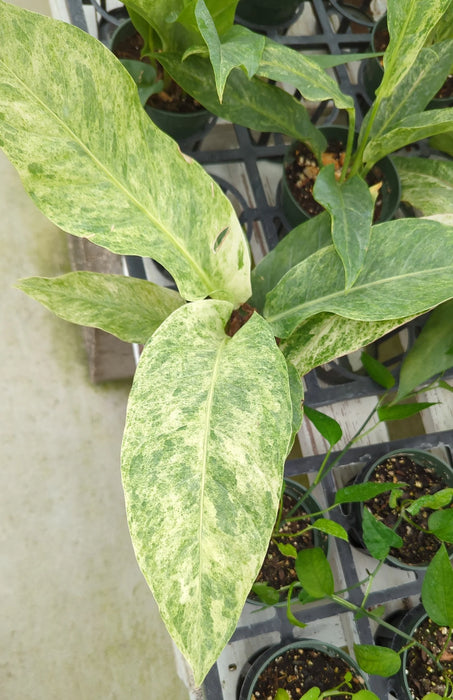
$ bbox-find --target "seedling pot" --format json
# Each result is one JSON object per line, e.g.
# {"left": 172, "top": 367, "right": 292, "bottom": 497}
{"left": 235, "top": 0, "right": 303, "bottom": 26}
{"left": 281, "top": 124, "right": 401, "bottom": 229}
{"left": 110, "top": 19, "right": 213, "bottom": 140}
{"left": 238, "top": 639, "right": 370, "bottom": 699}
{"left": 348, "top": 449, "right": 453, "bottom": 570}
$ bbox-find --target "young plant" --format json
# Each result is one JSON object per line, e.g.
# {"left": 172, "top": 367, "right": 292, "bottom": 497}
{"left": 274, "top": 675, "right": 379, "bottom": 700}
{"left": 1, "top": 0, "right": 453, "bottom": 686}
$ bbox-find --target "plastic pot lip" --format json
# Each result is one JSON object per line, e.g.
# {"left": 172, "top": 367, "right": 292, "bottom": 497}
{"left": 329, "top": 0, "right": 377, "bottom": 28}
{"left": 238, "top": 638, "right": 368, "bottom": 700}
{"left": 246, "top": 477, "right": 328, "bottom": 606}
{"left": 354, "top": 448, "right": 453, "bottom": 571}
{"left": 389, "top": 604, "right": 429, "bottom": 699}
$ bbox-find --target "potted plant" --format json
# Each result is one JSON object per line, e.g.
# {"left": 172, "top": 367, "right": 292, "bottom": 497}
{"left": 1, "top": 0, "right": 453, "bottom": 687}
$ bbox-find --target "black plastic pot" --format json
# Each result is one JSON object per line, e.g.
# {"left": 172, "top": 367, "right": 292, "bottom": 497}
{"left": 238, "top": 639, "right": 370, "bottom": 699}
{"left": 347, "top": 449, "right": 453, "bottom": 571}
{"left": 235, "top": 0, "right": 303, "bottom": 26}
{"left": 110, "top": 20, "right": 214, "bottom": 140}
{"left": 247, "top": 478, "right": 328, "bottom": 605}
{"left": 329, "top": 0, "right": 378, "bottom": 28}
{"left": 281, "top": 124, "right": 401, "bottom": 229}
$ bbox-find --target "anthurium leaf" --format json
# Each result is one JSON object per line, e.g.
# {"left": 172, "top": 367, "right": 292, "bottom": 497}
{"left": 364, "top": 108, "right": 453, "bottom": 167}
{"left": 250, "top": 212, "right": 332, "bottom": 313}
{"left": 392, "top": 157, "right": 453, "bottom": 217}
{"left": 334, "top": 482, "right": 405, "bottom": 505}
{"left": 422, "top": 544, "right": 453, "bottom": 627}
{"left": 311, "top": 518, "right": 348, "bottom": 541}
{"left": 303, "top": 405, "right": 342, "bottom": 447}
{"left": 295, "top": 547, "right": 334, "bottom": 598}
{"left": 377, "top": 402, "right": 436, "bottom": 421}
{"left": 16, "top": 271, "right": 184, "bottom": 344}
{"left": 280, "top": 313, "right": 412, "bottom": 378}
{"left": 0, "top": 1, "right": 251, "bottom": 305}
{"left": 431, "top": 131, "right": 453, "bottom": 157}
{"left": 264, "top": 219, "right": 453, "bottom": 339}
{"left": 353, "top": 644, "right": 401, "bottom": 677}
{"left": 428, "top": 509, "right": 453, "bottom": 543}
{"left": 194, "top": 2, "right": 264, "bottom": 101}
{"left": 157, "top": 52, "right": 326, "bottom": 155}
{"left": 118, "top": 59, "right": 163, "bottom": 105}
{"left": 251, "top": 582, "right": 281, "bottom": 606}
{"left": 121, "top": 300, "right": 293, "bottom": 684}
{"left": 256, "top": 40, "right": 354, "bottom": 111}
{"left": 310, "top": 53, "right": 381, "bottom": 69}
{"left": 362, "top": 507, "right": 403, "bottom": 560}
{"left": 177, "top": 0, "right": 238, "bottom": 36}
{"left": 407, "top": 488, "right": 453, "bottom": 515}
{"left": 361, "top": 351, "right": 395, "bottom": 389}
{"left": 313, "top": 168, "right": 373, "bottom": 289}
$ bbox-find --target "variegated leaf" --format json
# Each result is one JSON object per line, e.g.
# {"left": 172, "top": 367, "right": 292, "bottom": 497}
{"left": 16, "top": 272, "right": 184, "bottom": 344}
{"left": 392, "top": 156, "right": 453, "bottom": 216}
{"left": 0, "top": 1, "right": 251, "bottom": 304}
{"left": 279, "top": 313, "right": 411, "bottom": 377}
{"left": 264, "top": 218, "right": 453, "bottom": 338}
{"left": 121, "top": 300, "right": 293, "bottom": 684}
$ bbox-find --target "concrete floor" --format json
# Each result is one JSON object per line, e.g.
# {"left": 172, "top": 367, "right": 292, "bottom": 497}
{"left": 0, "top": 3, "right": 189, "bottom": 697}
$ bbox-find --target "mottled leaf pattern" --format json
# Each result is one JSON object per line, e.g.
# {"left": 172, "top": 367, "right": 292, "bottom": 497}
{"left": 0, "top": 1, "right": 250, "bottom": 304}
{"left": 16, "top": 272, "right": 184, "bottom": 343}
{"left": 393, "top": 156, "right": 453, "bottom": 216}
{"left": 264, "top": 219, "right": 453, "bottom": 338}
{"left": 121, "top": 300, "right": 293, "bottom": 683}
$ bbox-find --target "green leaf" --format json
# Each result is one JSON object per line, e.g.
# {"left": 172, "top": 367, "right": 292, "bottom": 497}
{"left": 257, "top": 40, "right": 354, "bottom": 111}
{"left": 251, "top": 582, "right": 281, "bottom": 606}
{"left": 157, "top": 52, "right": 326, "bottom": 154}
{"left": 361, "top": 351, "right": 395, "bottom": 389}
{"left": 396, "top": 300, "right": 453, "bottom": 399}
{"left": 286, "top": 360, "right": 304, "bottom": 445}
{"left": 429, "top": 509, "right": 453, "bottom": 543}
{"left": 275, "top": 690, "right": 292, "bottom": 700}
{"left": 303, "top": 406, "right": 342, "bottom": 447}
{"left": 300, "top": 690, "right": 320, "bottom": 700}
{"left": 277, "top": 542, "right": 298, "bottom": 558}
{"left": 362, "top": 507, "right": 403, "bottom": 560}
{"left": 392, "top": 157, "right": 453, "bottom": 217}
{"left": 264, "top": 218, "right": 453, "bottom": 339}
{"left": 280, "top": 313, "right": 412, "bottom": 378}
{"left": 364, "top": 108, "right": 453, "bottom": 167}
{"left": 421, "top": 694, "right": 443, "bottom": 700}
{"left": 250, "top": 212, "right": 332, "bottom": 313}
{"left": 439, "top": 379, "right": 453, "bottom": 392}
{"left": 377, "top": 402, "right": 436, "bottom": 421}
{"left": 310, "top": 518, "right": 348, "bottom": 541}
{"left": 351, "top": 692, "right": 380, "bottom": 700}
{"left": 194, "top": 4, "right": 264, "bottom": 101}
{"left": 176, "top": 0, "right": 238, "bottom": 36}
{"left": 422, "top": 544, "right": 453, "bottom": 627}
{"left": 431, "top": 130, "right": 453, "bottom": 157}
{"left": 118, "top": 59, "right": 163, "bottom": 105}
{"left": 295, "top": 547, "right": 334, "bottom": 598}
{"left": 0, "top": 1, "right": 251, "bottom": 305}
{"left": 313, "top": 168, "right": 373, "bottom": 289}
{"left": 16, "top": 271, "right": 184, "bottom": 343}
{"left": 407, "top": 488, "right": 453, "bottom": 515}
{"left": 353, "top": 644, "right": 401, "bottom": 677}
{"left": 334, "top": 482, "right": 405, "bottom": 505}
{"left": 121, "top": 300, "right": 293, "bottom": 684}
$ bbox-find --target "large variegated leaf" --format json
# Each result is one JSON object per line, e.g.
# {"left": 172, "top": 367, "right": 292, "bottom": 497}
{"left": 16, "top": 272, "right": 183, "bottom": 344}
{"left": 313, "top": 167, "right": 373, "bottom": 289}
{"left": 249, "top": 212, "right": 332, "bottom": 312}
{"left": 157, "top": 52, "right": 326, "bottom": 152}
{"left": 379, "top": 0, "right": 453, "bottom": 96}
{"left": 256, "top": 40, "right": 354, "bottom": 111}
{"left": 0, "top": 1, "right": 251, "bottom": 305}
{"left": 264, "top": 218, "right": 453, "bottom": 338}
{"left": 280, "top": 313, "right": 412, "bottom": 377}
{"left": 364, "top": 108, "right": 453, "bottom": 167}
{"left": 392, "top": 156, "right": 453, "bottom": 215}
{"left": 121, "top": 300, "right": 293, "bottom": 684}
{"left": 431, "top": 131, "right": 453, "bottom": 157}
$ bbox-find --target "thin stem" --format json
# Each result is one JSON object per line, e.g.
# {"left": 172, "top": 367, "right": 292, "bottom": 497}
{"left": 339, "top": 108, "right": 356, "bottom": 183}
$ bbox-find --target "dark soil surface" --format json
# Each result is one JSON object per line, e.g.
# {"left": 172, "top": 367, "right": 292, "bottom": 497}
{"left": 113, "top": 31, "right": 203, "bottom": 113}
{"left": 251, "top": 646, "right": 367, "bottom": 699}
{"left": 285, "top": 139, "right": 384, "bottom": 221}
{"left": 365, "top": 454, "right": 451, "bottom": 566}
{"left": 406, "top": 616, "right": 453, "bottom": 699}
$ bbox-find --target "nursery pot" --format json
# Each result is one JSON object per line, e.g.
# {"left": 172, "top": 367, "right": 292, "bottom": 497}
{"left": 110, "top": 20, "right": 213, "bottom": 140}
{"left": 247, "top": 478, "right": 329, "bottom": 605}
{"left": 348, "top": 449, "right": 453, "bottom": 570}
{"left": 281, "top": 124, "right": 401, "bottom": 229}
{"left": 329, "top": 0, "right": 377, "bottom": 28}
{"left": 238, "top": 639, "right": 370, "bottom": 699}
{"left": 235, "top": 0, "right": 303, "bottom": 26}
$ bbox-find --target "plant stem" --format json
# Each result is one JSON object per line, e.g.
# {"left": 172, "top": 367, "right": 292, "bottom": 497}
{"left": 340, "top": 108, "right": 356, "bottom": 183}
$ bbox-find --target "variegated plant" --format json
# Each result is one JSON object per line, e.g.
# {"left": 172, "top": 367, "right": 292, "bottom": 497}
{"left": 1, "top": 0, "right": 453, "bottom": 686}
